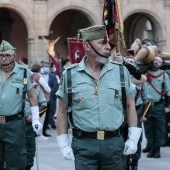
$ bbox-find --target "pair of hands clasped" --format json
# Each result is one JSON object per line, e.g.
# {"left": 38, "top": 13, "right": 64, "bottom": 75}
{"left": 57, "top": 127, "right": 142, "bottom": 160}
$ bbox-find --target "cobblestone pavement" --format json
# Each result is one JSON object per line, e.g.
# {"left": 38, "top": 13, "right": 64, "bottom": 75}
{"left": 32, "top": 128, "right": 170, "bottom": 170}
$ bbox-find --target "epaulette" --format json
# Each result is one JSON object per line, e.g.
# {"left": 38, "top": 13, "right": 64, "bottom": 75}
{"left": 67, "top": 63, "right": 78, "bottom": 69}
{"left": 110, "top": 60, "right": 123, "bottom": 65}
{"left": 18, "top": 64, "right": 28, "bottom": 69}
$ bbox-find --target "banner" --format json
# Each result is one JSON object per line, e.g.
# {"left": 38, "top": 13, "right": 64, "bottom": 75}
{"left": 67, "top": 38, "right": 85, "bottom": 64}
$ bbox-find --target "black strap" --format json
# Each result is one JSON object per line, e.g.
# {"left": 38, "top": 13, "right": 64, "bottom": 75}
{"left": 67, "top": 69, "right": 78, "bottom": 128}
{"left": 19, "top": 68, "right": 27, "bottom": 113}
{"left": 161, "top": 72, "right": 165, "bottom": 99}
{"left": 119, "top": 65, "right": 127, "bottom": 122}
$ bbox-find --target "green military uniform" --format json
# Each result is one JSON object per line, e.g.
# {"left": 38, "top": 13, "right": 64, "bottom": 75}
{"left": 57, "top": 56, "right": 135, "bottom": 170}
{"left": 0, "top": 39, "right": 35, "bottom": 170}
{"left": 24, "top": 83, "right": 46, "bottom": 169}
{"left": 0, "top": 63, "right": 34, "bottom": 169}
{"left": 143, "top": 70, "right": 170, "bottom": 152}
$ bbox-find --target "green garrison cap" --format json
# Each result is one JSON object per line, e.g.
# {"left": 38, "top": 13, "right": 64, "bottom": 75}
{"left": 0, "top": 40, "right": 16, "bottom": 52}
{"left": 80, "top": 25, "right": 108, "bottom": 42}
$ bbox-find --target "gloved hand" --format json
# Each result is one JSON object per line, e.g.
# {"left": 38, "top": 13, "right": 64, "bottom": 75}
{"left": 31, "top": 106, "right": 42, "bottom": 134}
{"left": 123, "top": 127, "right": 142, "bottom": 155}
{"left": 57, "top": 134, "right": 75, "bottom": 160}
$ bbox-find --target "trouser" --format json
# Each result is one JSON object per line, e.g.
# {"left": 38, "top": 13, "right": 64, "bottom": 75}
{"left": 0, "top": 119, "right": 26, "bottom": 170}
{"left": 72, "top": 135, "right": 124, "bottom": 170}
{"left": 25, "top": 122, "right": 36, "bottom": 168}
{"left": 144, "top": 102, "right": 165, "bottom": 148}
{"left": 164, "top": 112, "right": 170, "bottom": 145}
{"left": 43, "top": 101, "right": 51, "bottom": 133}
{"left": 48, "top": 98, "right": 56, "bottom": 126}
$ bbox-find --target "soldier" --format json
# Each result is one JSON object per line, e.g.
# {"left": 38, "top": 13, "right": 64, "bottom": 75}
{"left": 142, "top": 56, "right": 170, "bottom": 158}
{"left": 56, "top": 25, "right": 142, "bottom": 170}
{"left": 0, "top": 40, "right": 42, "bottom": 169}
{"left": 25, "top": 83, "right": 47, "bottom": 170}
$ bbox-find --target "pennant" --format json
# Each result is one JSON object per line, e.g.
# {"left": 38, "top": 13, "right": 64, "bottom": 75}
{"left": 67, "top": 38, "right": 85, "bottom": 64}
{"left": 102, "top": 0, "right": 125, "bottom": 52}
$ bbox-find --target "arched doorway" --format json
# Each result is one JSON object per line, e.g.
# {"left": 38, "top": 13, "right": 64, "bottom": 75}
{"left": 124, "top": 12, "right": 163, "bottom": 51}
{"left": 0, "top": 8, "right": 28, "bottom": 63}
{"left": 48, "top": 9, "right": 92, "bottom": 58}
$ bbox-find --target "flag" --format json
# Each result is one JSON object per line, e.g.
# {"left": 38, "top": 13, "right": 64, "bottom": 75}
{"left": 103, "top": 0, "right": 125, "bottom": 52}
{"left": 19, "top": 51, "right": 24, "bottom": 62}
{"left": 67, "top": 38, "right": 85, "bottom": 64}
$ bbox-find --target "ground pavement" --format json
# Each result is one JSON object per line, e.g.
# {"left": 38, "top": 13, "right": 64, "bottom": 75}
{"left": 32, "top": 128, "right": 170, "bottom": 170}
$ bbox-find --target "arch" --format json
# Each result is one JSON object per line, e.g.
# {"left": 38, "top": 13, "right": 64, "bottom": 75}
{"left": 0, "top": 4, "right": 35, "bottom": 38}
{"left": 47, "top": 2, "right": 101, "bottom": 34}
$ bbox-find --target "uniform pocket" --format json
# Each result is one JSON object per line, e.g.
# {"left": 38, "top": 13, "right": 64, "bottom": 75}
{"left": 11, "top": 83, "right": 24, "bottom": 97}
{"left": 107, "top": 84, "right": 122, "bottom": 106}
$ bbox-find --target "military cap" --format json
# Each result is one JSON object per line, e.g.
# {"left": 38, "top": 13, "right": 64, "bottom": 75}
{"left": 0, "top": 40, "right": 16, "bottom": 52}
{"left": 80, "top": 25, "right": 108, "bottom": 42}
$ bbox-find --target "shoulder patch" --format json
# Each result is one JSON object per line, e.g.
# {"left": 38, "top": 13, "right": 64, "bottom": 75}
{"left": 19, "top": 64, "right": 28, "bottom": 69}
{"left": 110, "top": 60, "right": 123, "bottom": 65}
{"left": 67, "top": 63, "right": 78, "bottom": 69}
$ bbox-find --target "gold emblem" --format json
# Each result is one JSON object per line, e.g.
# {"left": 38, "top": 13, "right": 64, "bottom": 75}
{"left": 0, "top": 116, "right": 5, "bottom": 123}
{"left": 79, "top": 97, "right": 84, "bottom": 103}
{"left": 97, "top": 131, "right": 105, "bottom": 140}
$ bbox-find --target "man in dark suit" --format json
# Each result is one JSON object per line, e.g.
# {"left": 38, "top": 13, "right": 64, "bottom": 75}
{"left": 42, "top": 61, "right": 57, "bottom": 136}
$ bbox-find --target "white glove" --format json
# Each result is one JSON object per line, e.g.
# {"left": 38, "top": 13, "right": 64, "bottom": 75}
{"left": 57, "top": 134, "right": 75, "bottom": 160}
{"left": 123, "top": 127, "right": 142, "bottom": 155}
{"left": 31, "top": 106, "right": 42, "bottom": 134}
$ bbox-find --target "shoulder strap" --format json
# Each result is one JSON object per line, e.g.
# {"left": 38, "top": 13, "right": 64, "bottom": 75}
{"left": 119, "top": 65, "right": 127, "bottom": 122}
{"left": 19, "top": 68, "right": 27, "bottom": 113}
{"left": 162, "top": 72, "right": 165, "bottom": 99}
{"left": 67, "top": 69, "right": 78, "bottom": 129}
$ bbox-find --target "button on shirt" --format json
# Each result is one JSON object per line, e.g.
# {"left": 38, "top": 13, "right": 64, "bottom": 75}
{"left": 0, "top": 63, "right": 34, "bottom": 116}
{"left": 56, "top": 57, "right": 135, "bottom": 132}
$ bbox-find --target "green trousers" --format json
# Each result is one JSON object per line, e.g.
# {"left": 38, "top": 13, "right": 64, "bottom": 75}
{"left": 72, "top": 135, "right": 124, "bottom": 170}
{"left": 25, "top": 122, "right": 36, "bottom": 168}
{"left": 0, "top": 119, "right": 26, "bottom": 170}
{"left": 144, "top": 102, "right": 165, "bottom": 148}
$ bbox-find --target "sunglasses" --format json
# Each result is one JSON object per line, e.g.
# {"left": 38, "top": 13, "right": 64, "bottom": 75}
{"left": 0, "top": 53, "right": 15, "bottom": 59}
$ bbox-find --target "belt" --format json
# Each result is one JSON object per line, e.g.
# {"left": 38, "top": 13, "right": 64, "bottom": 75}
{"left": 72, "top": 129, "right": 119, "bottom": 140}
{"left": 152, "top": 100, "right": 163, "bottom": 106}
{"left": 0, "top": 111, "right": 24, "bottom": 123}
{"left": 135, "top": 104, "right": 142, "bottom": 110}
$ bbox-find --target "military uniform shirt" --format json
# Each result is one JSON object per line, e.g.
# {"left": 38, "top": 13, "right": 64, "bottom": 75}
{"left": 56, "top": 57, "right": 135, "bottom": 132}
{"left": 143, "top": 70, "right": 170, "bottom": 102}
{"left": 0, "top": 63, "right": 34, "bottom": 116}
{"left": 25, "top": 83, "right": 46, "bottom": 116}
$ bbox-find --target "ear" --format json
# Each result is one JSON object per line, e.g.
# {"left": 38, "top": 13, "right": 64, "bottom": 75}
{"left": 83, "top": 42, "right": 90, "bottom": 51}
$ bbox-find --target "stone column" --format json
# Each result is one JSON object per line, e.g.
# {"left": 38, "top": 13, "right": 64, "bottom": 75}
{"left": 164, "top": 0, "right": 170, "bottom": 52}
{"left": 27, "top": 37, "right": 35, "bottom": 66}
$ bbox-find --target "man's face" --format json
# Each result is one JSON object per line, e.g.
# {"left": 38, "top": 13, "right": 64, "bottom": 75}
{"left": 0, "top": 50, "right": 16, "bottom": 66}
{"left": 90, "top": 38, "right": 111, "bottom": 58}
{"left": 126, "top": 58, "right": 136, "bottom": 67}
{"left": 150, "top": 56, "right": 162, "bottom": 70}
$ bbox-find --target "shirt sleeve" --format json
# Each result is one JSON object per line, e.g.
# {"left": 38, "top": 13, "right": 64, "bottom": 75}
{"left": 164, "top": 72, "right": 170, "bottom": 92}
{"left": 39, "top": 76, "right": 51, "bottom": 94}
{"left": 56, "top": 70, "right": 68, "bottom": 105}
{"left": 26, "top": 68, "right": 35, "bottom": 91}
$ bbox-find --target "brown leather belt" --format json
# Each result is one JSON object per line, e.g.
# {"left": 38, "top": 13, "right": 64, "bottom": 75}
{"left": 152, "top": 100, "right": 164, "bottom": 106}
{"left": 72, "top": 129, "right": 119, "bottom": 140}
{"left": 0, "top": 112, "right": 24, "bottom": 123}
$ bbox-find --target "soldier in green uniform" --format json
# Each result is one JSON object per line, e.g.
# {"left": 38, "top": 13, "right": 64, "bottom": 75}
{"left": 0, "top": 40, "right": 42, "bottom": 170}
{"left": 25, "top": 83, "right": 47, "bottom": 170}
{"left": 56, "top": 25, "right": 142, "bottom": 170}
{"left": 143, "top": 56, "right": 170, "bottom": 158}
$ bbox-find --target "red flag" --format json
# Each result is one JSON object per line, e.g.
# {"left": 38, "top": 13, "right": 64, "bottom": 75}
{"left": 19, "top": 51, "right": 24, "bottom": 62}
{"left": 103, "top": 0, "right": 125, "bottom": 52}
{"left": 67, "top": 38, "right": 85, "bottom": 64}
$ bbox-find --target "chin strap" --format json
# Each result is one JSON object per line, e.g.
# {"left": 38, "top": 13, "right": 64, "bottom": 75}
{"left": 88, "top": 41, "right": 109, "bottom": 59}
{"left": 1, "top": 60, "right": 14, "bottom": 66}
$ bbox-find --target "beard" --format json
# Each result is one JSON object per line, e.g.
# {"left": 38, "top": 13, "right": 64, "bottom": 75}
{"left": 150, "top": 62, "right": 161, "bottom": 71}
{"left": 95, "top": 56, "right": 109, "bottom": 64}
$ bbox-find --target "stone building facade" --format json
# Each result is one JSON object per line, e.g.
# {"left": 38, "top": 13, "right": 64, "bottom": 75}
{"left": 0, "top": 0, "right": 170, "bottom": 65}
